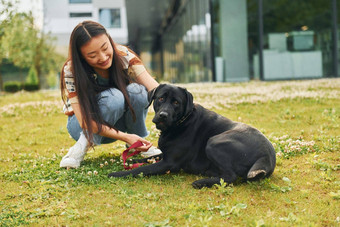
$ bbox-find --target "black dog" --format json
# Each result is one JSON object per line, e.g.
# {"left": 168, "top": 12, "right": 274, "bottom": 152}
{"left": 108, "top": 84, "right": 276, "bottom": 189}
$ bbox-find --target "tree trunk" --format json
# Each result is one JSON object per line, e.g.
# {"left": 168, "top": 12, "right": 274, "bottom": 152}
{"left": 36, "top": 64, "right": 41, "bottom": 89}
{"left": 35, "top": 34, "right": 43, "bottom": 90}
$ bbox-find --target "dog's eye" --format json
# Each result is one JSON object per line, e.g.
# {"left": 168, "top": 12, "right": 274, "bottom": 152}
{"left": 158, "top": 97, "right": 164, "bottom": 102}
{"left": 173, "top": 100, "right": 179, "bottom": 105}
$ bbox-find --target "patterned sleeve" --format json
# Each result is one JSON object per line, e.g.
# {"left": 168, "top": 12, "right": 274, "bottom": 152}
{"left": 116, "top": 45, "right": 147, "bottom": 79}
{"left": 63, "top": 61, "right": 79, "bottom": 104}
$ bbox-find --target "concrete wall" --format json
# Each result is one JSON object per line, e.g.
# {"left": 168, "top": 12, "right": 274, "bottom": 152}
{"left": 218, "top": 0, "right": 249, "bottom": 82}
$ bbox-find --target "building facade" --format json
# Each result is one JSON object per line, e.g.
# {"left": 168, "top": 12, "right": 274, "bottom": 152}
{"left": 42, "top": 0, "right": 340, "bottom": 82}
{"left": 150, "top": 0, "right": 340, "bottom": 82}
{"left": 43, "top": 0, "right": 128, "bottom": 56}
{"left": 151, "top": 0, "right": 249, "bottom": 83}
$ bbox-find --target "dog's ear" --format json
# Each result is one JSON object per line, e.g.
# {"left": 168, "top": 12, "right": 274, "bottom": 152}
{"left": 146, "top": 84, "right": 164, "bottom": 108}
{"left": 180, "top": 87, "right": 194, "bottom": 115}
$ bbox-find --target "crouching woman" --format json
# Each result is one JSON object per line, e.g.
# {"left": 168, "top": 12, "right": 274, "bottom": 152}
{"left": 60, "top": 20, "right": 161, "bottom": 168}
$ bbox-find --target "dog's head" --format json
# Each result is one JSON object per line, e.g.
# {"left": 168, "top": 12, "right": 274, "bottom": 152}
{"left": 148, "top": 84, "right": 194, "bottom": 132}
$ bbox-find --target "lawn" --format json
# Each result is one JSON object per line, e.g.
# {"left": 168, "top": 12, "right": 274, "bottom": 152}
{"left": 0, "top": 79, "right": 339, "bottom": 226}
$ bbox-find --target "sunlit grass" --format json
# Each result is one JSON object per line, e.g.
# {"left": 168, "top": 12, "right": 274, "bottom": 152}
{"left": 0, "top": 79, "right": 339, "bottom": 226}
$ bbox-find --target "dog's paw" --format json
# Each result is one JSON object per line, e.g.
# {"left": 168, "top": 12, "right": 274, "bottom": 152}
{"left": 108, "top": 171, "right": 128, "bottom": 178}
{"left": 192, "top": 178, "right": 221, "bottom": 189}
{"left": 192, "top": 181, "right": 205, "bottom": 189}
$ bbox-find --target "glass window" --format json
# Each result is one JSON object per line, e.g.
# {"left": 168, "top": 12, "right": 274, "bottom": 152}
{"left": 69, "top": 12, "right": 92, "bottom": 17}
{"left": 69, "top": 0, "right": 92, "bottom": 3}
{"left": 162, "top": 0, "right": 213, "bottom": 83}
{"left": 247, "top": 0, "right": 332, "bottom": 79}
{"left": 99, "top": 9, "right": 121, "bottom": 28}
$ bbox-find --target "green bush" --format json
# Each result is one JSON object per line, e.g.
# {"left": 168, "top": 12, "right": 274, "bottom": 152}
{"left": 23, "top": 83, "right": 39, "bottom": 91}
{"left": 26, "top": 66, "right": 39, "bottom": 85}
{"left": 22, "top": 66, "right": 39, "bottom": 91}
{"left": 3, "top": 81, "right": 22, "bottom": 93}
{"left": 47, "top": 70, "right": 58, "bottom": 88}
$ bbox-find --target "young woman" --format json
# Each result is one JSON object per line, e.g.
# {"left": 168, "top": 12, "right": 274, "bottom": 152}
{"left": 60, "top": 20, "right": 161, "bottom": 168}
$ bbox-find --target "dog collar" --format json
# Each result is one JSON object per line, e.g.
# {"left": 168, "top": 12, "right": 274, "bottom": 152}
{"left": 176, "top": 109, "right": 193, "bottom": 125}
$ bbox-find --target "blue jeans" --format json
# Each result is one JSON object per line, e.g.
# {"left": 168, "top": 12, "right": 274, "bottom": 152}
{"left": 67, "top": 83, "right": 149, "bottom": 145}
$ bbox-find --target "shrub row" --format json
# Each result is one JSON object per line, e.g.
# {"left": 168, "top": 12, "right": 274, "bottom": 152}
{"left": 3, "top": 81, "right": 39, "bottom": 93}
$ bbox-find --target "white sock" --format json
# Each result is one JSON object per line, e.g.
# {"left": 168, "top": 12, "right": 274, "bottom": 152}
{"left": 77, "top": 132, "right": 89, "bottom": 152}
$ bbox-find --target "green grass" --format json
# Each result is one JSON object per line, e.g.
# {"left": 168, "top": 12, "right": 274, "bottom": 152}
{"left": 0, "top": 79, "right": 339, "bottom": 226}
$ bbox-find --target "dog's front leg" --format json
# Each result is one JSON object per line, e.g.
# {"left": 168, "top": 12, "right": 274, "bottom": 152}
{"left": 108, "top": 160, "right": 170, "bottom": 178}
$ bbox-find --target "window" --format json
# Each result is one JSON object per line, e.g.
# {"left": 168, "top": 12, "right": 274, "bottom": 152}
{"left": 70, "top": 12, "right": 92, "bottom": 17}
{"left": 69, "top": 0, "right": 92, "bottom": 3}
{"left": 99, "top": 9, "right": 121, "bottom": 28}
{"left": 162, "top": 0, "right": 212, "bottom": 82}
{"left": 247, "top": 0, "right": 330, "bottom": 79}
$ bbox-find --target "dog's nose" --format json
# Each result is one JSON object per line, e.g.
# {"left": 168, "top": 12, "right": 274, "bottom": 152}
{"left": 159, "top": 111, "right": 168, "bottom": 119}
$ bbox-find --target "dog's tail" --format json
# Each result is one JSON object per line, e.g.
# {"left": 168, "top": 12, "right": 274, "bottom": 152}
{"left": 247, "top": 156, "right": 275, "bottom": 181}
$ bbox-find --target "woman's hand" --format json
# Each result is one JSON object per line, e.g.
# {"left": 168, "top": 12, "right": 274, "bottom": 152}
{"left": 125, "top": 134, "right": 152, "bottom": 152}
{"left": 97, "top": 126, "right": 152, "bottom": 152}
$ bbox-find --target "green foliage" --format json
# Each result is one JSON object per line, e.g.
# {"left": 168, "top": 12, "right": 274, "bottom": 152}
{"left": 21, "top": 66, "right": 39, "bottom": 91}
{"left": 47, "top": 70, "right": 58, "bottom": 88}
{"left": 26, "top": 66, "right": 39, "bottom": 85}
{"left": 247, "top": 0, "right": 332, "bottom": 34}
{"left": 0, "top": 204, "right": 29, "bottom": 226}
{"left": 270, "top": 135, "right": 318, "bottom": 159}
{"left": 259, "top": 177, "right": 292, "bottom": 193}
{"left": 3, "top": 81, "right": 21, "bottom": 92}
{"left": 213, "top": 179, "right": 234, "bottom": 195}
{"left": 1, "top": 12, "right": 37, "bottom": 68}
{"left": 312, "top": 157, "right": 339, "bottom": 182}
{"left": 0, "top": 0, "right": 65, "bottom": 89}
{"left": 208, "top": 202, "right": 247, "bottom": 218}
{"left": 145, "top": 219, "right": 171, "bottom": 227}
{"left": 329, "top": 191, "right": 340, "bottom": 200}
{"left": 279, "top": 212, "right": 300, "bottom": 223}
{"left": 22, "top": 83, "right": 39, "bottom": 91}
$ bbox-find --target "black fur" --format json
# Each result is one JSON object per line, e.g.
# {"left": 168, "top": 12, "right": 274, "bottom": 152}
{"left": 108, "top": 84, "right": 276, "bottom": 189}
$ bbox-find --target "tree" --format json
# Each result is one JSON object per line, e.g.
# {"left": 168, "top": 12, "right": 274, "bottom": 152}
{"left": 247, "top": 0, "right": 332, "bottom": 35}
{"left": 2, "top": 12, "right": 37, "bottom": 71}
{"left": 33, "top": 31, "right": 65, "bottom": 88}
{"left": 0, "top": 0, "right": 64, "bottom": 90}
{"left": 0, "top": 0, "right": 19, "bottom": 90}
{"left": 26, "top": 65, "right": 39, "bottom": 85}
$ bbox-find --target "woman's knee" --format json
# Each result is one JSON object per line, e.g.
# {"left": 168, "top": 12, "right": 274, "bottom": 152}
{"left": 126, "top": 83, "right": 148, "bottom": 108}
{"left": 97, "top": 88, "right": 125, "bottom": 115}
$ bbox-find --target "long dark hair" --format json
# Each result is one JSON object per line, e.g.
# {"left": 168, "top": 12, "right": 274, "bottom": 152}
{"left": 60, "top": 20, "right": 136, "bottom": 143}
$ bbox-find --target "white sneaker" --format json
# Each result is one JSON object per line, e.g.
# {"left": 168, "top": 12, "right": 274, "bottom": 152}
{"left": 141, "top": 146, "right": 162, "bottom": 158}
{"left": 60, "top": 133, "right": 89, "bottom": 168}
